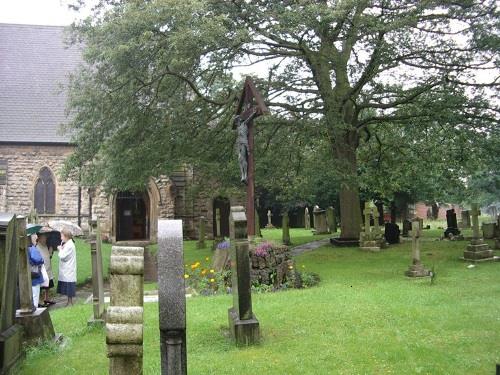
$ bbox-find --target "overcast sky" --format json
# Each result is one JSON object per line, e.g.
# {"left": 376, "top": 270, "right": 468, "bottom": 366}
{"left": 0, "top": 0, "right": 85, "bottom": 26}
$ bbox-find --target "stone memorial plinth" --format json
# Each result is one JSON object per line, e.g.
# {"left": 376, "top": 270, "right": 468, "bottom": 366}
{"left": 0, "top": 213, "right": 23, "bottom": 374}
{"left": 405, "top": 219, "right": 430, "bottom": 277}
{"left": 462, "top": 203, "right": 494, "bottom": 262}
{"left": 313, "top": 206, "right": 328, "bottom": 235}
{"left": 228, "top": 206, "right": 260, "bottom": 346}
{"left": 106, "top": 246, "right": 144, "bottom": 375}
{"left": 158, "top": 220, "right": 187, "bottom": 375}
{"left": 88, "top": 219, "right": 105, "bottom": 326}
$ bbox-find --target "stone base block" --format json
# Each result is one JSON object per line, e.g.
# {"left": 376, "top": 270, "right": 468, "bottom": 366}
{"left": 15, "top": 308, "right": 55, "bottom": 346}
{"left": 359, "top": 240, "right": 381, "bottom": 252}
{"left": 460, "top": 255, "right": 496, "bottom": 263}
{"left": 0, "top": 325, "right": 23, "bottom": 375}
{"left": 494, "top": 239, "right": 500, "bottom": 250}
{"left": 330, "top": 237, "right": 359, "bottom": 247}
{"left": 87, "top": 317, "right": 105, "bottom": 327}
{"left": 464, "top": 242, "right": 494, "bottom": 261}
{"left": 405, "top": 264, "right": 430, "bottom": 277}
{"left": 228, "top": 308, "right": 260, "bottom": 346}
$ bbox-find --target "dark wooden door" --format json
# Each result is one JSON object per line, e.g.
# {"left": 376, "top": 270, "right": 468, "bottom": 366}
{"left": 116, "top": 192, "right": 148, "bottom": 241}
{"left": 213, "top": 197, "right": 230, "bottom": 238}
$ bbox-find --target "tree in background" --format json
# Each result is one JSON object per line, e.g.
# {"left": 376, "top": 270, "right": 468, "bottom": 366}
{"left": 65, "top": 0, "right": 499, "bottom": 239}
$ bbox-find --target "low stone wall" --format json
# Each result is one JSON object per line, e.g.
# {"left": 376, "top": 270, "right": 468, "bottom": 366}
{"left": 249, "top": 244, "right": 298, "bottom": 287}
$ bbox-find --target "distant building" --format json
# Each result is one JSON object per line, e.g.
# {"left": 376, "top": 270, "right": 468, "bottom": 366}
{"left": 0, "top": 23, "right": 240, "bottom": 241}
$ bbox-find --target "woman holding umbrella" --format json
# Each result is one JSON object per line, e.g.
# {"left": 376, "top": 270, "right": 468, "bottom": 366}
{"left": 57, "top": 228, "right": 77, "bottom": 306}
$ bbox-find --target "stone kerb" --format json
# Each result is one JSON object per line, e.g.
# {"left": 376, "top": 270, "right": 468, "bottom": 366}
{"left": 107, "top": 246, "right": 144, "bottom": 375}
{"left": 157, "top": 219, "right": 187, "bottom": 375}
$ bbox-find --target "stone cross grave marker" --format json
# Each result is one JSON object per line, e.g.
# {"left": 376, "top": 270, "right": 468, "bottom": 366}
{"left": 88, "top": 218, "right": 105, "bottom": 326}
{"left": 0, "top": 213, "right": 22, "bottom": 374}
{"left": 106, "top": 246, "right": 144, "bottom": 375}
{"left": 405, "top": 219, "right": 429, "bottom": 277}
{"left": 304, "top": 207, "right": 310, "bottom": 230}
{"left": 265, "top": 210, "right": 273, "bottom": 228}
{"left": 228, "top": 206, "right": 260, "bottom": 346}
{"left": 463, "top": 203, "right": 494, "bottom": 262}
{"left": 158, "top": 220, "right": 187, "bottom": 375}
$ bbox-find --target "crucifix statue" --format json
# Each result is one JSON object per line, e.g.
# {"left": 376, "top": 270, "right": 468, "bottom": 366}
{"left": 233, "top": 77, "right": 269, "bottom": 237}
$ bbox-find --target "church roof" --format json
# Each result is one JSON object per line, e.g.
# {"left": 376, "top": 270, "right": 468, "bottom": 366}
{"left": 0, "top": 23, "right": 82, "bottom": 144}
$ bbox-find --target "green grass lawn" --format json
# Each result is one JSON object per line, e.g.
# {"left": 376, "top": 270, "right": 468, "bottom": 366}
{"left": 18, "top": 235, "right": 500, "bottom": 374}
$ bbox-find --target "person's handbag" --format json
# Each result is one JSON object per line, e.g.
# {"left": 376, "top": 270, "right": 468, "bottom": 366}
{"left": 30, "top": 264, "right": 41, "bottom": 280}
{"left": 41, "top": 264, "right": 49, "bottom": 287}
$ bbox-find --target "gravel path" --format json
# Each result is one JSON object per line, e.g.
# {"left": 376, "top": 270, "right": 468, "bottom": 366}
{"left": 290, "top": 238, "right": 331, "bottom": 256}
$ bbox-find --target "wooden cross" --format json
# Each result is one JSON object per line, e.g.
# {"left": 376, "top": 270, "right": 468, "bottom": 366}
{"left": 233, "top": 77, "right": 269, "bottom": 237}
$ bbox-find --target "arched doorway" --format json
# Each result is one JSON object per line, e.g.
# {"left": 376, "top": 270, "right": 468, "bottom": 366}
{"left": 115, "top": 192, "right": 149, "bottom": 241}
{"left": 213, "top": 197, "right": 230, "bottom": 238}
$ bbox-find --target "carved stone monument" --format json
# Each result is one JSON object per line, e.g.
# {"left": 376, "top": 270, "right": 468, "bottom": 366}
{"left": 405, "top": 219, "right": 430, "bottom": 277}
{"left": 228, "top": 206, "right": 260, "bottom": 346}
{"left": 0, "top": 213, "right": 22, "bottom": 374}
{"left": 359, "top": 202, "right": 386, "bottom": 251}
{"left": 444, "top": 209, "right": 461, "bottom": 238}
{"left": 461, "top": 210, "right": 471, "bottom": 228}
{"left": 265, "top": 210, "right": 274, "bottom": 229}
{"left": 88, "top": 219, "right": 105, "bottom": 326}
{"left": 106, "top": 246, "right": 144, "bottom": 375}
{"left": 326, "top": 206, "right": 337, "bottom": 233}
{"left": 158, "top": 220, "right": 187, "bottom": 375}
{"left": 462, "top": 203, "right": 494, "bottom": 262}
{"left": 304, "top": 207, "right": 310, "bottom": 230}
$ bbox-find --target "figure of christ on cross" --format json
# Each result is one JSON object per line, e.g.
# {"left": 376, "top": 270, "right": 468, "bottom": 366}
{"left": 233, "top": 77, "right": 268, "bottom": 237}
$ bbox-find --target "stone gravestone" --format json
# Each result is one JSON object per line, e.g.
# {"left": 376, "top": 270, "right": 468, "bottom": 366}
{"left": 88, "top": 219, "right": 105, "bottom": 326}
{"left": 326, "top": 206, "right": 337, "bottom": 233}
{"left": 313, "top": 206, "right": 328, "bottom": 235}
{"left": 196, "top": 216, "right": 206, "bottom": 249}
{"left": 462, "top": 203, "right": 494, "bottom": 262}
{"left": 0, "top": 213, "right": 22, "bottom": 374}
{"left": 215, "top": 208, "right": 221, "bottom": 238}
{"left": 402, "top": 220, "right": 412, "bottom": 237}
{"left": 15, "top": 217, "right": 55, "bottom": 345}
{"left": 482, "top": 222, "right": 496, "bottom": 239}
{"left": 405, "top": 219, "right": 430, "bottom": 277}
{"left": 304, "top": 207, "right": 310, "bottom": 230}
{"left": 359, "top": 202, "right": 383, "bottom": 251}
{"left": 158, "top": 220, "right": 187, "bottom": 375}
{"left": 106, "top": 246, "right": 144, "bottom": 375}
{"left": 461, "top": 210, "right": 471, "bottom": 228}
{"left": 282, "top": 212, "right": 290, "bottom": 245}
{"left": 444, "top": 209, "right": 461, "bottom": 238}
{"left": 228, "top": 206, "right": 260, "bottom": 346}
{"left": 384, "top": 222, "right": 400, "bottom": 244}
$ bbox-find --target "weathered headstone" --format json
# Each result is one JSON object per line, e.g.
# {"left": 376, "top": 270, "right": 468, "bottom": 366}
{"left": 215, "top": 208, "right": 221, "bottom": 238}
{"left": 405, "top": 219, "right": 430, "bottom": 277}
{"left": 462, "top": 203, "right": 494, "bottom": 262}
{"left": 384, "top": 222, "right": 400, "bottom": 244}
{"left": 313, "top": 206, "right": 328, "bottom": 235}
{"left": 106, "top": 246, "right": 144, "bottom": 375}
{"left": 461, "top": 210, "right": 471, "bottom": 228}
{"left": 88, "top": 219, "right": 105, "bottom": 326}
{"left": 359, "top": 202, "right": 383, "bottom": 251}
{"left": 444, "top": 208, "right": 461, "bottom": 238}
{"left": 402, "top": 220, "right": 412, "bottom": 237}
{"left": 326, "top": 206, "right": 337, "bottom": 233}
{"left": 0, "top": 213, "right": 22, "bottom": 374}
{"left": 304, "top": 207, "right": 310, "bottom": 230}
{"left": 228, "top": 206, "right": 260, "bottom": 346}
{"left": 482, "top": 222, "right": 496, "bottom": 239}
{"left": 14, "top": 217, "right": 56, "bottom": 345}
{"left": 196, "top": 216, "right": 206, "bottom": 249}
{"left": 158, "top": 220, "right": 187, "bottom": 375}
{"left": 282, "top": 212, "right": 290, "bottom": 245}
{"left": 265, "top": 210, "right": 274, "bottom": 229}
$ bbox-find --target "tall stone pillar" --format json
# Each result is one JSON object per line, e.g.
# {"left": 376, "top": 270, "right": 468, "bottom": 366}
{"left": 158, "top": 220, "right": 187, "bottom": 375}
{"left": 196, "top": 216, "right": 206, "bottom": 249}
{"left": 304, "top": 207, "right": 310, "bottom": 230}
{"left": 16, "top": 218, "right": 33, "bottom": 314}
{"left": 106, "top": 246, "right": 144, "bottom": 375}
{"left": 88, "top": 219, "right": 105, "bottom": 326}
{"left": 228, "top": 206, "right": 260, "bottom": 346}
{"left": 282, "top": 212, "right": 290, "bottom": 245}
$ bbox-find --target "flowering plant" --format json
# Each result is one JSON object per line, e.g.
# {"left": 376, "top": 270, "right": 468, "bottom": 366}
{"left": 254, "top": 241, "right": 273, "bottom": 257}
{"left": 216, "top": 239, "right": 230, "bottom": 250}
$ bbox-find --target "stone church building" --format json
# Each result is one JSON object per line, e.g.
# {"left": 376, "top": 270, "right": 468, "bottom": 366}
{"left": 0, "top": 23, "right": 239, "bottom": 242}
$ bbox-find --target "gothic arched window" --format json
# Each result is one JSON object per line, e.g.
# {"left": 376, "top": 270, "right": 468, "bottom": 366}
{"left": 34, "top": 167, "right": 55, "bottom": 214}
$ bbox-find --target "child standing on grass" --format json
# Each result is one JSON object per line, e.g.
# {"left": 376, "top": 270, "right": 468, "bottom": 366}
{"left": 57, "top": 228, "right": 77, "bottom": 306}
